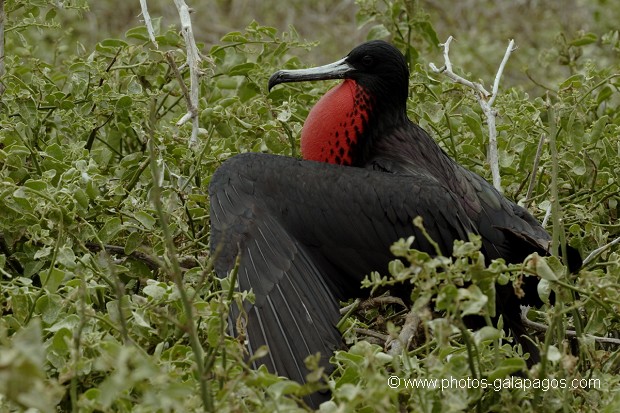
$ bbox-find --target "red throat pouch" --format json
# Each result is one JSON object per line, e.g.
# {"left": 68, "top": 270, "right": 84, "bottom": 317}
{"left": 301, "top": 79, "right": 371, "bottom": 165}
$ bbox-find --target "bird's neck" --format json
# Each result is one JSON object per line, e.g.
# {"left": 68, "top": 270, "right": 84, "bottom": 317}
{"left": 301, "top": 80, "right": 373, "bottom": 166}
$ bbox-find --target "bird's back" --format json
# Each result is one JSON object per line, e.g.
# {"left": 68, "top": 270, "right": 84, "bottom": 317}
{"left": 366, "top": 120, "right": 552, "bottom": 269}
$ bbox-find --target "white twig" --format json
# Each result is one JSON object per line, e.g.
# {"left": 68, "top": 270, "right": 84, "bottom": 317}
{"left": 520, "top": 306, "right": 620, "bottom": 345}
{"left": 582, "top": 236, "right": 620, "bottom": 267}
{"left": 387, "top": 309, "right": 421, "bottom": 356}
{"left": 430, "top": 36, "right": 517, "bottom": 193}
{"left": 0, "top": 0, "right": 5, "bottom": 96}
{"left": 139, "top": 0, "right": 158, "bottom": 48}
{"left": 172, "top": 0, "right": 202, "bottom": 147}
{"left": 429, "top": 37, "right": 490, "bottom": 99}
{"left": 541, "top": 203, "right": 552, "bottom": 227}
{"left": 523, "top": 133, "right": 546, "bottom": 209}
{"left": 354, "top": 328, "right": 389, "bottom": 342}
{"left": 489, "top": 40, "right": 516, "bottom": 107}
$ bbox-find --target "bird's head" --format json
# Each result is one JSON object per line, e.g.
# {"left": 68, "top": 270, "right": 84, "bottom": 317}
{"left": 269, "top": 41, "right": 409, "bottom": 165}
{"left": 269, "top": 40, "right": 409, "bottom": 106}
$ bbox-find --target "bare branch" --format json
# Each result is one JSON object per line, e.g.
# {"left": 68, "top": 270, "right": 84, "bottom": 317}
{"left": 0, "top": 0, "right": 6, "bottom": 96}
{"left": 429, "top": 37, "right": 490, "bottom": 99}
{"left": 524, "top": 133, "right": 546, "bottom": 208}
{"left": 139, "top": 0, "right": 158, "bottom": 48}
{"left": 165, "top": 52, "right": 192, "bottom": 109}
{"left": 387, "top": 309, "right": 421, "bottom": 356}
{"left": 359, "top": 296, "right": 407, "bottom": 310}
{"left": 172, "top": 0, "right": 203, "bottom": 147}
{"left": 583, "top": 236, "right": 620, "bottom": 267}
{"left": 340, "top": 296, "right": 407, "bottom": 315}
{"left": 353, "top": 328, "right": 389, "bottom": 342}
{"left": 84, "top": 242, "right": 199, "bottom": 271}
{"left": 489, "top": 39, "right": 516, "bottom": 107}
{"left": 430, "top": 36, "right": 517, "bottom": 193}
{"left": 541, "top": 203, "right": 552, "bottom": 227}
{"left": 521, "top": 306, "right": 620, "bottom": 345}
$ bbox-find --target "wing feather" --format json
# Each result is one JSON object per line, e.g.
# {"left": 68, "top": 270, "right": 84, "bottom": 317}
{"left": 209, "top": 152, "right": 476, "bottom": 391}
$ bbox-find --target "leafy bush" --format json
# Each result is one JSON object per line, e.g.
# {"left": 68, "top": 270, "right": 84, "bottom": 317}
{"left": 1, "top": 1, "right": 619, "bottom": 412}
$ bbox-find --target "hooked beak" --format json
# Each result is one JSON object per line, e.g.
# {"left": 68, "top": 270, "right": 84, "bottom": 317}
{"left": 268, "top": 57, "right": 354, "bottom": 91}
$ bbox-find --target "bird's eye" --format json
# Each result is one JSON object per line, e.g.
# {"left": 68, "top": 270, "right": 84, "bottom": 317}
{"left": 361, "top": 55, "right": 374, "bottom": 67}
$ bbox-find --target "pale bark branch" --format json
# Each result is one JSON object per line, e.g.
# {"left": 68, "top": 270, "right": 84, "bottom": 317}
{"left": 139, "top": 0, "right": 158, "bottom": 48}
{"left": 430, "top": 36, "right": 517, "bottom": 193}
{"left": 387, "top": 309, "right": 421, "bottom": 356}
{"left": 524, "top": 133, "right": 546, "bottom": 209}
{"left": 583, "top": 236, "right": 620, "bottom": 267}
{"left": 520, "top": 306, "right": 620, "bottom": 345}
{"left": 0, "top": 0, "right": 6, "bottom": 96}
{"left": 172, "top": 0, "right": 202, "bottom": 148}
{"left": 541, "top": 203, "right": 552, "bottom": 227}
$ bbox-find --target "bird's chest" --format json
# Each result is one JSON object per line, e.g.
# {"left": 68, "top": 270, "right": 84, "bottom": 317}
{"left": 301, "top": 80, "right": 372, "bottom": 165}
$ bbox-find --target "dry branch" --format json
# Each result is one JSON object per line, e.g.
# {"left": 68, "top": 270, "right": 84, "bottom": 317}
{"left": 139, "top": 0, "right": 158, "bottom": 48}
{"left": 172, "top": 0, "right": 202, "bottom": 147}
{"left": 583, "top": 236, "right": 620, "bottom": 267}
{"left": 387, "top": 309, "right": 421, "bottom": 356}
{"left": 520, "top": 306, "right": 620, "bottom": 345}
{"left": 0, "top": 0, "right": 6, "bottom": 96}
{"left": 430, "top": 36, "right": 517, "bottom": 193}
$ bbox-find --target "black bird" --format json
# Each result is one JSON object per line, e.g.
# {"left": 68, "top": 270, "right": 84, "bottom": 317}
{"left": 209, "top": 40, "right": 580, "bottom": 405}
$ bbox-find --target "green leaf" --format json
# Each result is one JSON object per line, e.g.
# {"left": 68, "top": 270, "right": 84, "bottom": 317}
{"left": 74, "top": 188, "right": 89, "bottom": 210}
{"left": 487, "top": 358, "right": 527, "bottom": 381}
{"left": 125, "top": 26, "right": 149, "bottom": 41}
{"left": 436, "top": 284, "right": 458, "bottom": 311}
{"left": 45, "top": 8, "right": 57, "bottom": 21}
{"left": 24, "top": 179, "right": 48, "bottom": 191}
{"left": 220, "top": 32, "right": 247, "bottom": 43}
{"left": 100, "top": 38, "right": 128, "bottom": 48}
{"left": 34, "top": 246, "right": 52, "bottom": 260}
{"left": 473, "top": 326, "right": 502, "bottom": 345}
{"left": 464, "top": 113, "right": 484, "bottom": 143}
{"left": 367, "top": 24, "right": 391, "bottom": 40}
{"left": 57, "top": 246, "right": 76, "bottom": 269}
{"left": 570, "top": 32, "right": 597, "bottom": 46}
{"left": 529, "top": 253, "right": 559, "bottom": 281}
{"left": 458, "top": 284, "right": 488, "bottom": 316}
{"left": 216, "top": 77, "right": 239, "bottom": 90}
{"left": 537, "top": 279, "right": 552, "bottom": 304}
{"left": 134, "top": 211, "right": 156, "bottom": 229}
{"left": 228, "top": 62, "right": 257, "bottom": 76}
{"left": 546, "top": 345, "right": 561, "bottom": 362}
{"left": 125, "top": 231, "right": 142, "bottom": 255}
{"left": 238, "top": 80, "right": 261, "bottom": 101}
{"left": 116, "top": 95, "right": 133, "bottom": 109}
{"left": 47, "top": 314, "right": 80, "bottom": 333}
{"left": 45, "top": 143, "right": 64, "bottom": 159}
{"left": 132, "top": 310, "right": 152, "bottom": 329}
{"left": 98, "top": 217, "right": 123, "bottom": 243}
{"left": 143, "top": 282, "right": 167, "bottom": 300}
{"left": 268, "top": 380, "right": 301, "bottom": 399}
{"left": 40, "top": 268, "right": 65, "bottom": 293}
{"left": 571, "top": 157, "right": 586, "bottom": 175}
{"left": 559, "top": 74, "right": 584, "bottom": 89}
{"left": 35, "top": 294, "right": 63, "bottom": 325}
{"left": 51, "top": 328, "right": 72, "bottom": 354}
{"left": 589, "top": 115, "right": 608, "bottom": 142}
{"left": 416, "top": 21, "right": 440, "bottom": 49}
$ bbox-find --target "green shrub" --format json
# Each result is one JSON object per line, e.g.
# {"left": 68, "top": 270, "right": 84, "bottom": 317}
{"left": 1, "top": 1, "right": 619, "bottom": 412}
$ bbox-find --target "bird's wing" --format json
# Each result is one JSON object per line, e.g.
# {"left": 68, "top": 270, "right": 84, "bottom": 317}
{"left": 209, "top": 152, "right": 476, "bottom": 389}
{"left": 369, "top": 124, "right": 552, "bottom": 260}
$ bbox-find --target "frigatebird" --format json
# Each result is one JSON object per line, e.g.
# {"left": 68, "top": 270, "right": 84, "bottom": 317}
{"left": 209, "top": 40, "right": 580, "bottom": 405}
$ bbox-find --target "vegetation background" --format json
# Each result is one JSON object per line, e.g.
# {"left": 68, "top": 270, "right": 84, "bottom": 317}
{"left": 1, "top": 0, "right": 619, "bottom": 412}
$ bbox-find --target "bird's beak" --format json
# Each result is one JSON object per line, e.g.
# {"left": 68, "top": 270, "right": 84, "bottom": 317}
{"left": 268, "top": 57, "right": 354, "bottom": 91}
